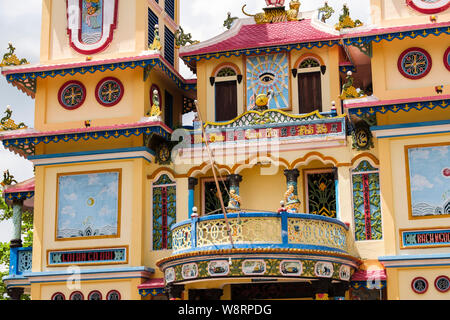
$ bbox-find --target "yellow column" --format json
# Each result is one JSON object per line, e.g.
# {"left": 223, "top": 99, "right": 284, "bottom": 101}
{"left": 40, "top": 0, "right": 52, "bottom": 62}
{"left": 130, "top": 159, "right": 145, "bottom": 266}
{"left": 385, "top": 268, "right": 400, "bottom": 300}
{"left": 31, "top": 166, "right": 45, "bottom": 273}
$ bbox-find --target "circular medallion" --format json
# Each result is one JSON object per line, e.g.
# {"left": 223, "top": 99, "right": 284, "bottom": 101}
{"left": 58, "top": 81, "right": 86, "bottom": 110}
{"left": 51, "top": 292, "right": 66, "bottom": 300}
{"left": 69, "top": 291, "right": 84, "bottom": 300}
{"left": 95, "top": 77, "right": 124, "bottom": 107}
{"left": 435, "top": 275, "right": 450, "bottom": 293}
{"left": 88, "top": 290, "right": 102, "bottom": 300}
{"left": 412, "top": 277, "right": 428, "bottom": 294}
{"left": 444, "top": 47, "right": 450, "bottom": 72}
{"left": 398, "top": 48, "right": 432, "bottom": 79}
{"left": 406, "top": 0, "right": 450, "bottom": 14}
{"left": 106, "top": 290, "right": 121, "bottom": 300}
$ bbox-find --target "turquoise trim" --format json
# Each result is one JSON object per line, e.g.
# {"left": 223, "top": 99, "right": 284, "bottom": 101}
{"left": 344, "top": 25, "right": 450, "bottom": 46}
{"left": 29, "top": 147, "right": 155, "bottom": 160}
{"left": 379, "top": 253, "right": 450, "bottom": 262}
{"left": 23, "top": 266, "right": 154, "bottom": 278}
{"left": 32, "top": 156, "right": 153, "bottom": 167}
{"left": 349, "top": 98, "right": 450, "bottom": 116}
{"left": 372, "top": 119, "right": 450, "bottom": 131}
{"left": 183, "top": 40, "right": 341, "bottom": 63}
{"left": 2, "top": 125, "right": 171, "bottom": 157}
{"left": 6, "top": 58, "right": 196, "bottom": 92}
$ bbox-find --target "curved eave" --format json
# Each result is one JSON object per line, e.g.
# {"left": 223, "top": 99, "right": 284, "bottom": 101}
{"left": 156, "top": 247, "right": 361, "bottom": 269}
{"left": 1, "top": 53, "right": 197, "bottom": 98}
{"left": 342, "top": 21, "right": 450, "bottom": 46}
{"left": 0, "top": 120, "right": 172, "bottom": 159}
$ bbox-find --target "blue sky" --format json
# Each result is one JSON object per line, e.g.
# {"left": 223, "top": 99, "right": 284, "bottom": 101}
{"left": 0, "top": 0, "right": 371, "bottom": 243}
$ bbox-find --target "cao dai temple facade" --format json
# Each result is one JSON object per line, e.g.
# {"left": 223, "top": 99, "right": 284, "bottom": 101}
{"left": 1, "top": 0, "right": 450, "bottom": 300}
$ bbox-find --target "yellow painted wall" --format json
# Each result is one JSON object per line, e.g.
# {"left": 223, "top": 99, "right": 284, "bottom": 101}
{"left": 32, "top": 158, "right": 147, "bottom": 272}
{"left": 370, "top": 0, "right": 450, "bottom": 27}
{"left": 34, "top": 278, "right": 142, "bottom": 300}
{"left": 35, "top": 69, "right": 144, "bottom": 131}
{"left": 396, "top": 267, "right": 450, "bottom": 300}
{"left": 196, "top": 45, "right": 341, "bottom": 122}
{"left": 387, "top": 133, "right": 450, "bottom": 256}
{"left": 371, "top": 36, "right": 450, "bottom": 102}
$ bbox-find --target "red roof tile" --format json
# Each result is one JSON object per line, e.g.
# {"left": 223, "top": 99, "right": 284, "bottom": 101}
{"left": 181, "top": 19, "right": 340, "bottom": 57}
{"left": 3, "top": 178, "right": 35, "bottom": 194}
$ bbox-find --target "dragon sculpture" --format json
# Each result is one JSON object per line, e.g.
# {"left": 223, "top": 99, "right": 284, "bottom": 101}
{"left": 1, "top": 170, "right": 17, "bottom": 188}
{"left": 335, "top": 4, "right": 363, "bottom": 31}
{"left": 0, "top": 107, "right": 27, "bottom": 131}
{"left": 0, "top": 43, "right": 28, "bottom": 67}
{"left": 174, "top": 27, "right": 199, "bottom": 49}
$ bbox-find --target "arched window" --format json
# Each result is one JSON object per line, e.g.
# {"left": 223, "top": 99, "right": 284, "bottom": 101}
{"left": 153, "top": 174, "right": 177, "bottom": 250}
{"left": 296, "top": 56, "right": 323, "bottom": 114}
{"left": 351, "top": 160, "right": 382, "bottom": 241}
{"left": 212, "top": 64, "right": 240, "bottom": 122}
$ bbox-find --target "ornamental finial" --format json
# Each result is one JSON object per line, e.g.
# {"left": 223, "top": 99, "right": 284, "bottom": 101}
{"left": 0, "top": 43, "right": 29, "bottom": 67}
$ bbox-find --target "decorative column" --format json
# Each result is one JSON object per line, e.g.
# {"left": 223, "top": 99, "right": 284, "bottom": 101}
{"left": 226, "top": 174, "right": 242, "bottom": 213}
{"left": 166, "top": 284, "right": 185, "bottom": 300}
{"left": 10, "top": 199, "right": 23, "bottom": 248}
{"left": 283, "top": 169, "right": 301, "bottom": 213}
{"left": 188, "top": 177, "right": 198, "bottom": 218}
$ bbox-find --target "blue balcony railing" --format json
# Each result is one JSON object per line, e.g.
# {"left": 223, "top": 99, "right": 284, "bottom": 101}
{"left": 9, "top": 247, "right": 32, "bottom": 277}
{"left": 171, "top": 212, "right": 358, "bottom": 257}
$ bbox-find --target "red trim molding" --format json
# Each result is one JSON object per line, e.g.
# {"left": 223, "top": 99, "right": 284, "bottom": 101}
{"left": 435, "top": 275, "right": 450, "bottom": 293}
{"left": 95, "top": 77, "right": 124, "bottom": 107}
{"left": 58, "top": 80, "right": 87, "bottom": 110}
{"left": 397, "top": 47, "right": 432, "bottom": 80}
{"left": 411, "top": 277, "right": 428, "bottom": 294}
{"left": 406, "top": 0, "right": 450, "bottom": 14}
{"left": 66, "top": 0, "right": 119, "bottom": 55}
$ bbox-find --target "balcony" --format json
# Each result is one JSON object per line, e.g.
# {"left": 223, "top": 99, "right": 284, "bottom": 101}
{"left": 158, "top": 212, "right": 360, "bottom": 285}
{"left": 172, "top": 211, "right": 356, "bottom": 255}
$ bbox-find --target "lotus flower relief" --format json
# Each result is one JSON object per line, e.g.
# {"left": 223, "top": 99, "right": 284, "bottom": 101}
{"left": 265, "top": 0, "right": 285, "bottom": 7}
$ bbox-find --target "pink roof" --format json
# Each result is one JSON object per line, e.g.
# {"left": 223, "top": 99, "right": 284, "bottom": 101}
{"left": 181, "top": 19, "right": 340, "bottom": 57}
{"left": 3, "top": 178, "right": 35, "bottom": 195}
{"left": 344, "top": 94, "right": 450, "bottom": 109}
{"left": 342, "top": 21, "right": 450, "bottom": 39}
{"left": 138, "top": 278, "right": 165, "bottom": 290}
{"left": 351, "top": 269, "right": 386, "bottom": 281}
{"left": 0, "top": 120, "right": 172, "bottom": 141}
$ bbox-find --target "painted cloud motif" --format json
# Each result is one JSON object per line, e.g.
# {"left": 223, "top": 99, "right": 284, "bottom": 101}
{"left": 57, "top": 171, "right": 120, "bottom": 239}
{"left": 408, "top": 145, "right": 450, "bottom": 217}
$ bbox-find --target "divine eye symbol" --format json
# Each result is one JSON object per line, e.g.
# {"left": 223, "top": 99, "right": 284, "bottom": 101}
{"left": 259, "top": 72, "right": 275, "bottom": 84}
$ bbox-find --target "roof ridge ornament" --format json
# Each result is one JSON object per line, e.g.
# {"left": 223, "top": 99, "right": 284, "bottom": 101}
{"left": 335, "top": 3, "right": 363, "bottom": 31}
{"left": 0, "top": 43, "right": 29, "bottom": 67}
{"left": 242, "top": 0, "right": 302, "bottom": 24}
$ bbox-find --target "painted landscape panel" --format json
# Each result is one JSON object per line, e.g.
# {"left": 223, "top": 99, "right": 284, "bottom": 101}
{"left": 56, "top": 170, "right": 121, "bottom": 239}
{"left": 407, "top": 144, "right": 450, "bottom": 217}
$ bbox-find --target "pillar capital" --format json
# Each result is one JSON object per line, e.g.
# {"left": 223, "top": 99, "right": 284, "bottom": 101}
{"left": 227, "top": 174, "right": 243, "bottom": 187}
{"left": 284, "top": 169, "right": 300, "bottom": 182}
{"left": 188, "top": 177, "right": 198, "bottom": 190}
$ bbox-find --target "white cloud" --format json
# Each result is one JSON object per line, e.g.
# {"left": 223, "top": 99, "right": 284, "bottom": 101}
{"left": 61, "top": 206, "right": 76, "bottom": 218}
{"left": 411, "top": 174, "right": 434, "bottom": 192}
{"left": 64, "top": 192, "right": 78, "bottom": 201}
{"left": 88, "top": 174, "right": 100, "bottom": 185}
{"left": 99, "top": 206, "right": 112, "bottom": 217}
